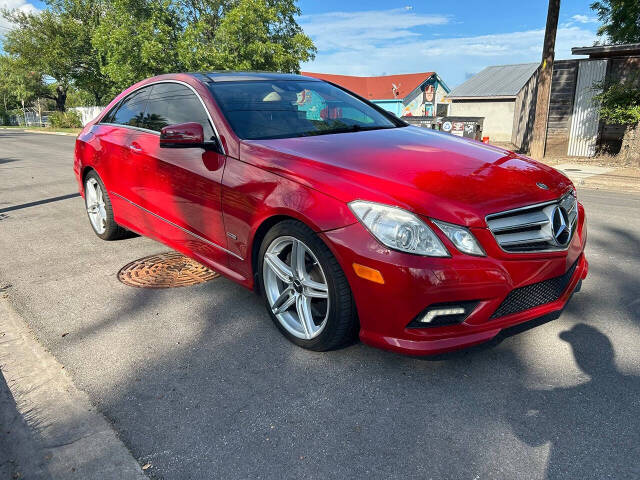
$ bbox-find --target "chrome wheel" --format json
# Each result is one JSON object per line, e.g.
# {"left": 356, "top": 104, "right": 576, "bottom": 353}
{"left": 85, "top": 177, "right": 107, "bottom": 234}
{"left": 263, "top": 236, "right": 330, "bottom": 340}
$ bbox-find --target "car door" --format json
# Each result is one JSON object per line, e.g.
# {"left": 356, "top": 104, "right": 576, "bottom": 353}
{"left": 127, "top": 81, "right": 230, "bottom": 269}
{"left": 93, "top": 86, "right": 152, "bottom": 227}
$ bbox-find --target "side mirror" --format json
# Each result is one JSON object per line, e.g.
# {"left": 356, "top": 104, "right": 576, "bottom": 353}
{"left": 160, "top": 122, "right": 205, "bottom": 148}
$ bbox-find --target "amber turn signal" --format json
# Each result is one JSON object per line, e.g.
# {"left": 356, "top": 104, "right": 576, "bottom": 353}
{"left": 352, "top": 263, "right": 384, "bottom": 284}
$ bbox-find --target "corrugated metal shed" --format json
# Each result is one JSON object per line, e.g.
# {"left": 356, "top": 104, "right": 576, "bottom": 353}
{"left": 448, "top": 63, "right": 539, "bottom": 98}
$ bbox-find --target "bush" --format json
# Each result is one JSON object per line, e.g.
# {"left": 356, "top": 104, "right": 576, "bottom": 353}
{"left": 594, "top": 77, "right": 640, "bottom": 163}
{"left": 49, "top": 110, "right": 82, "bottom": 128}
{"left": 594, "top": 75, "right": 640, "bottom": 126}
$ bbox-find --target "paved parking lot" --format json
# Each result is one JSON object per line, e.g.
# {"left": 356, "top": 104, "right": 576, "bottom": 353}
{"left": 1, "top": 130, "right": 639, "bottom": 479}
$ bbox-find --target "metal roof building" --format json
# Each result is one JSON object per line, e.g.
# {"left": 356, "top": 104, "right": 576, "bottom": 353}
{"left": 447, "top": 63, "right": 540, "bottom": 99}
{"left": 444, "top": 63, "right": 540, "bottom": 142}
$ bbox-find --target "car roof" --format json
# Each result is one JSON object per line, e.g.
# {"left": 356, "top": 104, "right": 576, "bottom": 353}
{"left": 192, "top": 71, "right": 321, "bottom": 83}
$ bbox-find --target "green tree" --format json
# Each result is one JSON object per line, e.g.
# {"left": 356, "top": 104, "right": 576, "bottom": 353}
{"left": 591, "top": 0, "right": 640, "bottom": 44}
{"left": 177, "top": 0, "right": 316, "bottom": 72}
{"left": 0, "top": 56, "right": 20, "bottom": 115}
{"left": 92, "top": 0, "right": 182, "bottom": 90}
{"left": 46, "top": 0, "right": 117, "bottom": 105}
{"left": 2, "top": 0, "right": 315, "bottom": 108}
{"left": 0, "top": 54, "right": 48, "bottom": 119}
{"left": 2, "top": 9, "right": 73, "bottom": 110}
{"left": 2, "top": 0, "right": 116, "bottom": 109}
{"left": 93, "top": 0, "right": 315, "bottom": 87}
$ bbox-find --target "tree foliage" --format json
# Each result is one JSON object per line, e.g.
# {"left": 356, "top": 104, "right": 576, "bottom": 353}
{"left": 591, "top": 0, "right": 640, "bottom": 44}
{"left": 595, "top": 77, "right": 640, "bottom": 163}
{"left": 177, "top": 0, "right": 315, "bottom": 73}
{"left": 595, "top": 80, "right": 640, "bottom": 126}
{"left": 1, "top": 0, "right": 315, "bottom": 113}
{"left": 2, "top": 10, "right": 71, "bottom": 110}
{"left": 92, "top": 0, "right": 182, "bottom": 88}
{"left": 0, "top": 54, "right": 48, "bottom": 110}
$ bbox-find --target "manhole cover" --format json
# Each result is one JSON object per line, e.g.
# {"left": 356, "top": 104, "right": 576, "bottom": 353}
{"left": 118, "top": 252, "right": 219, "bottom": 288}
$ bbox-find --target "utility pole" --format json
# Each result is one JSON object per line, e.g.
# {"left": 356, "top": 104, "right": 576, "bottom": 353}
{"left": 530, "top": 0, "right": 561, "bottom": 159}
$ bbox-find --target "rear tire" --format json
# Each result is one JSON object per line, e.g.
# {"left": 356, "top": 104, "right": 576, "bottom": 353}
{"left": 84, "top": 171, "right": 127, "bottom": 240}
{"left": 258, "top": 219, "right": 357, "bottom": 351}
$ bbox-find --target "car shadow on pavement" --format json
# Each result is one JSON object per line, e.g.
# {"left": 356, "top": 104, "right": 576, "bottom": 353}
{"left": 72, "top": 271, "right": 637, "bottom": 479}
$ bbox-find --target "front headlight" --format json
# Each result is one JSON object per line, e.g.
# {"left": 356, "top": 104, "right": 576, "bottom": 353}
{"left": 432, "top": 220, "right": 485, "bottom": 256}
{"left": 349, "top": 201, "right": 449, "bottom": 257}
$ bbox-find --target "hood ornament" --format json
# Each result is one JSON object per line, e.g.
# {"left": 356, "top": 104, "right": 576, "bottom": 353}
{"left": 536, "top": 182, "right": 549, "bottom": 190}
{"left": 551, "top": 205, "right": 571, "bottom": 246}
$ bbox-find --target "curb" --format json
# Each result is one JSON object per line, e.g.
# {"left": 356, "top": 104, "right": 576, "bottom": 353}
{"left": 0, "top": 298, "right": 147, "bottom": 479}
{"left": 0, "top": 127, "right": 78, "bottom": 137}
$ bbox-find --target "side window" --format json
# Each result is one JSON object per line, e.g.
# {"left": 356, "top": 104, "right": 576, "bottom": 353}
{"left": 104, "top": 87, "right": 151, "bottom": 127}
{"left": 142, "top": 83, "right": 215, "bottom": 139}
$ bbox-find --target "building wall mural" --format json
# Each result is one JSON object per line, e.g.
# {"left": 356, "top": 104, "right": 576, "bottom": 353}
{"left": 369, "top": 76, "right": 450, "bottom": 117}
{"left": 401, "top": 79, "right": 438, "bottom": 117}
{"left": 402, "top": 93, "right": 426, "bottom": 116}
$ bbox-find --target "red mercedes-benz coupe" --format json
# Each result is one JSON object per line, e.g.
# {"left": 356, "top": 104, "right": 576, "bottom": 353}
{"left": 74, "top": 72, "right": 588, "bottom": 355}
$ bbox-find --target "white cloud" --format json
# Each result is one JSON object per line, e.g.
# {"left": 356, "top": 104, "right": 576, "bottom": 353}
{"left": 300, "top": 9, "right": 598, "bottom": 87}
{"left": 299, "top": 8, "right": 450, "bottom": 52}
{"left": 571, "top": 14, "right": 598, "bottom": 24}
{"left": 0, "top": 0, "right": 38, "bottom": 33}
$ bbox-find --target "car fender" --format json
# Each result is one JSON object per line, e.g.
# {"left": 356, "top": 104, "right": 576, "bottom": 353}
{"left": 222, "top": 156, "right": 357, "bottom": 287}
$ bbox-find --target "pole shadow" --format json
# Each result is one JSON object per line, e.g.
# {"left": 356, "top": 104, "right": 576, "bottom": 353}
{"left": 507, "top": 323, "right": 640, "bottom": 479}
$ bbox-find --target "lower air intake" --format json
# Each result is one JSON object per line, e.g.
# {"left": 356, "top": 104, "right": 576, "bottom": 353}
{"left": 490, "top": 259, "right": 579, "bottom": 319}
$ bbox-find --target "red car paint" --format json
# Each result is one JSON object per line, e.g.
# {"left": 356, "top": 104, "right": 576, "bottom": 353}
{"left": 74, "top": 73, "right": 588, "bottom": 356}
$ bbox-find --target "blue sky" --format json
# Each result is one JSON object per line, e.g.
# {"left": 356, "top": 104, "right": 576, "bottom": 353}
{"left": 297, "top": 0, "right": 601, "bottom": 86}
{"left": 2, "top": 0, "right": 602, "bottom": 87}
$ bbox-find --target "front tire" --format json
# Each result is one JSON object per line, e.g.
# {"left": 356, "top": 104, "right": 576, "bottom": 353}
{"left": 258, "top": 220, "right": 357, "bottom": 351}
{"left": 84, "top": 171, "right": 127, "bottom": 240}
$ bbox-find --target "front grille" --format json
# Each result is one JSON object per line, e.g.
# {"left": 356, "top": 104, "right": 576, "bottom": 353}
{"left": 490, "top": 259, "right": 579, "bottom": 319}
{"left": 486, "top": 192, "right": 578, "bottom": 253}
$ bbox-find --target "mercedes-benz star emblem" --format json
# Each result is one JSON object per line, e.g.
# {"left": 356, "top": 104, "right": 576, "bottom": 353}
{"left": 536, "top": 182, "right": 549, "bottom": 190}
{"left": 551, "top": 206, "right": 571, "bottom": 246}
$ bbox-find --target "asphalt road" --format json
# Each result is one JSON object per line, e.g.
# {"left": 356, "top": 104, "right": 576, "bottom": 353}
{"left": 1, "top": 130, "right": 639, "bottom": 479}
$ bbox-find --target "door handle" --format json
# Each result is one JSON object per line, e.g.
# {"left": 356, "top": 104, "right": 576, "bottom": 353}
{"left": 129, "top": 143, "right": 143, "bottom": 153}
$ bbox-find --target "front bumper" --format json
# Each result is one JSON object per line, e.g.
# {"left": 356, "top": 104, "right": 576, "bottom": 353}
{"left": 321, "top": 203, "right": 588, "bottom": 356}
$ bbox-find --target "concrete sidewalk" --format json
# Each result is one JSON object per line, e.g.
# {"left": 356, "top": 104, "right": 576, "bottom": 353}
{"left": 0, "top": 298, "right": 146, "bottom": 480}
{"left": 491, "top": 141, "right": 640, "bottom": 193}
{"left": 547, "top": 162, "right": 640, "bottom": 193}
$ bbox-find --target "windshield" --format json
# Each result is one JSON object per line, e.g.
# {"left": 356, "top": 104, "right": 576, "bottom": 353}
{"left": 208, "top": 80, "right": 402, "bottom": 140}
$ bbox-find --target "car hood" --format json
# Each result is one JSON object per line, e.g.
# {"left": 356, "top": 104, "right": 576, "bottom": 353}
{"left": 240, "top": 126, "right": 572, "bottom": 228}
